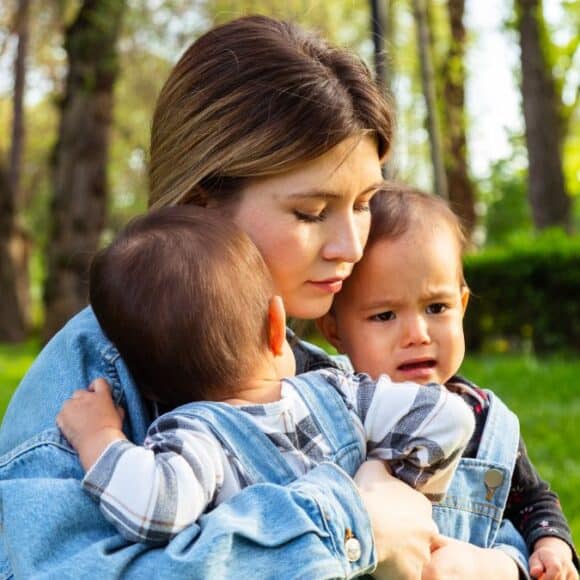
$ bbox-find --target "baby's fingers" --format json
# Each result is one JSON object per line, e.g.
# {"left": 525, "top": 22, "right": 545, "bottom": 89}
{"left": 530, "top": 552, "right": 546, "bottom": 578}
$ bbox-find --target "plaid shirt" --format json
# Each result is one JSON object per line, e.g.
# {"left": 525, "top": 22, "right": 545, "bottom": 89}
{"left": 82, "top": 369, "right": 474, "bottom": 544}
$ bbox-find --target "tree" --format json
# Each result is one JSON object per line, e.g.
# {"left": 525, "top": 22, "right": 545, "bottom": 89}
{"left": 516, "top": 0, "right": 571, "bottom": 231}
{"left": 441, "top": 0, "right": 476, "bottom": 236}
{"left": 43, "top": 0, "right": 125, "bottom": 340}
{"left": 0, "top": 0, "right": 32, "bottom": 342}
{"left": 411, "top": 0, "right": 448, "bottom": 199}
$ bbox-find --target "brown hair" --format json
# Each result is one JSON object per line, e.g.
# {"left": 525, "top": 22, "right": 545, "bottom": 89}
{"left": 89, "top": 207, "right": 273, "bottom": 407}
{"left": 149, "top": 15, "right": 394, "bottom": 208}
{"left": 367, "top": 182, "right": 468, "bottom": 283}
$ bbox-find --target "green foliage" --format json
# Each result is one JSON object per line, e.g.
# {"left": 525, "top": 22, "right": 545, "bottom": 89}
{"left": 460, "top": 354, "right": 580, "bottom": 547}
{"left": 478, "top": 156, "right": 533, "bottom": 245}
{"left": 464, "top": 231, "right": 580, "bottom": 353}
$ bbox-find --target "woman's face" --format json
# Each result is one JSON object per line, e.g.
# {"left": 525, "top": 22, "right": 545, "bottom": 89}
{"left": 231, "top": 136, "right": 383, "bottom": 319}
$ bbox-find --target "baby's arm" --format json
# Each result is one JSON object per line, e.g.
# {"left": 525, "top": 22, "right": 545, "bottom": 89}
{"left": 330, "top": 371, "right": 475, "bottom": 499}
{"left": 56, "top": 378, "right": 126, "bottom": 470}
{"left": 57, "top": 379, "right": 224, "bottom": 544}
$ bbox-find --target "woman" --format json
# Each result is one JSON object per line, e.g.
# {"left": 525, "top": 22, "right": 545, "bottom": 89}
{"left": 0, "top": 16, "right": 502, "bottom": 579}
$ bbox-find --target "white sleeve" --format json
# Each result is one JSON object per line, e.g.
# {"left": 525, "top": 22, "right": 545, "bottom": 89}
{"left": 82, "top": 414, "right": 225, "bottom": 544}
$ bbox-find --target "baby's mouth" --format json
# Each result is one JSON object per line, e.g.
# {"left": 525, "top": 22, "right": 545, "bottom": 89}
{"left": 397, "top": 359, "right": 436, "bottom": 372}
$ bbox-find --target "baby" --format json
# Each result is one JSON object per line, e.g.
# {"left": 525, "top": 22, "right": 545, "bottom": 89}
{"left": 57, "top": 205, "right": 474, "bottom": 545}
{"left": 318, "top": 183, "right": 578, "bottom": 580}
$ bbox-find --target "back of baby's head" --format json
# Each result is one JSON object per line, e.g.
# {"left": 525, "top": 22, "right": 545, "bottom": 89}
{"left": 368, "top": 182, "right": 467, "bottom": 260}
{"left": 90, "top": 206, "right": 273, "bottom": 408}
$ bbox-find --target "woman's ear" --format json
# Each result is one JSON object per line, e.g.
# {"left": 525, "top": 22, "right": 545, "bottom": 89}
{"left": 268, "top": 296, "right": 287, "bottom": 357}
{"left": 316, "top": 311, "right": 343, "bottom": 353}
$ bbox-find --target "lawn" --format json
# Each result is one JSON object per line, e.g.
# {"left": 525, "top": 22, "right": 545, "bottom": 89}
{"left": 0, "top": 342, "right": 578, "bottom": 548}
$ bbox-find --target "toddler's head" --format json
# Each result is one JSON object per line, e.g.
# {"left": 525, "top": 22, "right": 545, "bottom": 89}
{"left": 90, "top": 206, "right": 283, "bottom": 408}
{"left": 319, "top": 183, "right": 469, "bottom": 384}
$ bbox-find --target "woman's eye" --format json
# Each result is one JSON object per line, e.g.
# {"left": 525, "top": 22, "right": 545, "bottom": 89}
{"left": 370, "top": 311, "right": 395, "bottom": 322}
{"left": 293, "top": 209, "right": 326, "bottom": 223}
{"left": 426, "top": 303, "right": 447, "bottom": 315}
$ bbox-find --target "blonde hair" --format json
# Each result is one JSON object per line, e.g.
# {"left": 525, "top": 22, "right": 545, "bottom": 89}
{"left": 149, "top": 15, "right": 394, "bottom": 208}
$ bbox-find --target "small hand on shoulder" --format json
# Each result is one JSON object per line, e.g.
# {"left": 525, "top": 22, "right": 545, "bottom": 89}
{"left": 56, "top": 377, "right": 126, "bottom": 471}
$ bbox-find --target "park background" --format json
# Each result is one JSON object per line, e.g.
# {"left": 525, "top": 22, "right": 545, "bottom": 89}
{"left": 0, "top": 0, "right": 578, "bottom": 547}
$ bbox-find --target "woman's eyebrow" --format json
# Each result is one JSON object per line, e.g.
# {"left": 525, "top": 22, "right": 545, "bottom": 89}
{"left": 288, "top": 182, "right": 384, "bottom": 200}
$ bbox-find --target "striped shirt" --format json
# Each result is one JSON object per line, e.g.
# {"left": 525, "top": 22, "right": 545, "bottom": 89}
{"left": 82, "top": 369, "right": 474, "bottom": 544}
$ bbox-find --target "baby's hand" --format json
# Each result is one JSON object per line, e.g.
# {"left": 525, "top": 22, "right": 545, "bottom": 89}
{"left": 530, "top": 536, "right": 578, "bottom": 580}
{"left": 57, "top": 378, "right": 126, "bottom": 470}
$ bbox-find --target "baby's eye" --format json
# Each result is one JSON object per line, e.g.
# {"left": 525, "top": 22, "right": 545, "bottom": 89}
{"left": 353, "top": 201, "right": 371, "bottom": 214}
{"left": 426, "top": 303, "right": 447, "bottom": 315}
{"left": 370, "top": 311, "right": 395, "bottom": 322}
{"left": 293, "top": 209, "right": 327, "bottom": 223}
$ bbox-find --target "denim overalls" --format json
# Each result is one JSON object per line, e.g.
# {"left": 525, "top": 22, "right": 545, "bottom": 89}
{"left": 432, "top": 390, "right": 530, "bottom": 577}
{"left": 173, "top": 378, "right": 530, "bottom": 577}
{"left": 171, "top": 372, "right": 366, "bottom": 487}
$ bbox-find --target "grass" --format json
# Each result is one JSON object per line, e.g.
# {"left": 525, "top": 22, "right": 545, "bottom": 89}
{"left": 0, "top": 342, "right": 578, "bottom": 548}
{"left": 0, "top": 339, "right": 39, "bottom": 418}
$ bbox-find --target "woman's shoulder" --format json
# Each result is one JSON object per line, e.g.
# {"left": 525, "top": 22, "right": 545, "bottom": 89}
{"left": 0, "top": 307, "right": 145, "bottom": 453}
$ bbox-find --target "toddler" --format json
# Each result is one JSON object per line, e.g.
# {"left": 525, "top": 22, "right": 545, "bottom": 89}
{"left": 318, "top": 183, "right": 578, "bottom": 580}
{"left": 57, "top": 205, "right": 475, "bottom": 546}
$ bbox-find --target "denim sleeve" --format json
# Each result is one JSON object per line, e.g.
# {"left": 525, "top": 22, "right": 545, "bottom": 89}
{"left": 0, "top": 439, "right": 376, "bottom": 579}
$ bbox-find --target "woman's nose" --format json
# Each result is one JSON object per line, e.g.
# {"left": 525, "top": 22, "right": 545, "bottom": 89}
{"left": 322, "top": 213, "right": 367, "bottom": 263}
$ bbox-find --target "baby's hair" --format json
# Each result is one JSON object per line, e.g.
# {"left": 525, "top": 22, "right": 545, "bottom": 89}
{"left": 90, "top": 206, "right": 273, "bottom": 408}
{"left": 368, "top": 182, "right": 468, "bottom": 284}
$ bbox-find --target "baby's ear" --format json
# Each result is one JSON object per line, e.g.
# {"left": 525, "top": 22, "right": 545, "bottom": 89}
{"left": 268, "top": 296, "right": 287, "bottom": 357}
{"left": 460, "top": 286, "right": 470, "bottom": 315}
{"left": 316, "top": 312, "right": 343, "bottom": 353}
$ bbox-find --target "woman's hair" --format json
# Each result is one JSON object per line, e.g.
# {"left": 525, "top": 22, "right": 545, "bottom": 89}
{"left": 89, "top": 206, "right": 273, "bottom": 407}
{"left": 149, "top": 15, "right": 394, "bottom": 208}
{"left": 368, "top": 182, "right": 468, "bottom": 283}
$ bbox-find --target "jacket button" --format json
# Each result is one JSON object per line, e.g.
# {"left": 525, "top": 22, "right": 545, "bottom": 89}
{"left": 345, "top": 537, "right": 362, "bottom": 562}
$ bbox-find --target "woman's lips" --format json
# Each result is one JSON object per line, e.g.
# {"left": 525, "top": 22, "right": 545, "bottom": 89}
{"left": 307, "top": 278, "right": 344, "bottom": 293}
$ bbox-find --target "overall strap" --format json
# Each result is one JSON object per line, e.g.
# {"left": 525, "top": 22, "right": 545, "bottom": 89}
{"left": 174, "top": 402, "right": 297, "bottom": 486}
{"left": 477, "top": 390, "right": 520, "bottom": 473}
{"left": 283, "top": 371, "right": 364, "bottom": 470}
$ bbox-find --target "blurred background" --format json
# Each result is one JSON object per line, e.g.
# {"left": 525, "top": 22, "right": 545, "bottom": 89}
{"left": 0, "top": 0, "right": 578, "bottom": 543}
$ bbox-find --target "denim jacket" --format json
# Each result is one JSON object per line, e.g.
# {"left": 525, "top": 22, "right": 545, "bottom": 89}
{"left": 0, "top": 307, "right": 376, "bottom": 579}
{"left": 432, "top": 390, "right": 530, "bottom": 578}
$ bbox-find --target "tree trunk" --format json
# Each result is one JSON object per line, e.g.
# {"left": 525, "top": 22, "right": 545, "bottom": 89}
{"left": 412, "top": 0, "right": 448, "bottom": 199}
{"left": 10, "top": 0, "right": 30, "bottom": 203}
{"left": 43, "top": 0, "right": 125, "bottom": 341}
{"left": 516, "top": 0, "right": 571, "bottom": 231}
{"left": 441, "top": 0, "right": 476, "bottom": 236}
{"left": 0, "top": 0, "right": 32, "bottom": 342}
{"left": 0, "top": 166, "right": 29, "bottom": 342}
{"left": 371, "top": 0, "right": 387, "bottom": 92}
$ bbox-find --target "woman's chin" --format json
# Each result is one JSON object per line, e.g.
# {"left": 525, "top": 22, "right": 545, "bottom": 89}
{"left": 285, "top": 296, "right": 334, "bottom": 321}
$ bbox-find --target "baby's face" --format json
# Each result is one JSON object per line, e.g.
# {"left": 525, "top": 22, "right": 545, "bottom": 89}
{"left": 322, "top": 227, "right": 468, "bottom": 385}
